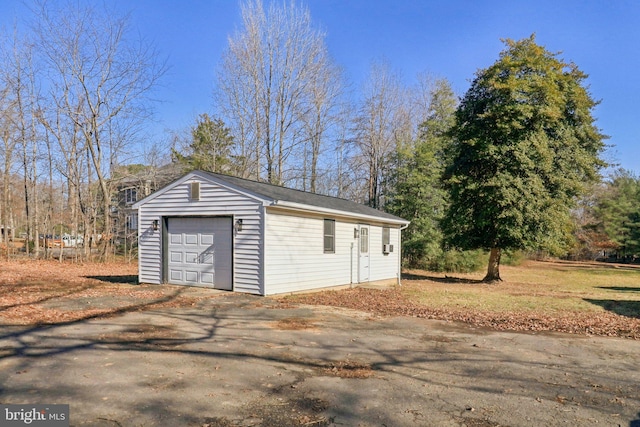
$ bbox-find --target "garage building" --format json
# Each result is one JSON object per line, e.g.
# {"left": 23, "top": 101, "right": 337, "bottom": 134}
{"left": 134, "top": 170, "right": 409, "bottom": 295}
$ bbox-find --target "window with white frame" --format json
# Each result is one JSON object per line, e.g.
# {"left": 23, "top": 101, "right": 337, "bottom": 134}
{"left": 382, "top": 227, "right": 390, "bottom": 253}
{"left": 126, "top": 213, "right": 138, "bottom": 230}
{"left": 360, "top": 227, "right": 369, "bottom": 253}
{"left": 323, "top": 219, "right": 335, "bottom": 253}
{"left": 124, "top": 187, "right": 137, "bottom": 205}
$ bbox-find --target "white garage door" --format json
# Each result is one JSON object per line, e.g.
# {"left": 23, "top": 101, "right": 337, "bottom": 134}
{"left": 167, "top": 217, "right": 232, "bottom": 290}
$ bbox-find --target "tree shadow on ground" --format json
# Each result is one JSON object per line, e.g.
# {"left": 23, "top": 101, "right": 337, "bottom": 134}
{"left": 544, "top": 260, "right": 640, "bottom": 272}
{"left": 0, "top": 282, "right": 99, "bottom": 313}
{"left": 86, "top": 275, "right": 139, "bottom": 285}
{"left": 597, "top": 286, "right": 640, "bottom": 293}
{"left": 584, "top": 299, "right": 640, "bottom": 318}
{"left": 0, "top": 292, "right": 638, "bottom": 427}
{"left": 402, "top": 272, "right": 483, "bottom": 284}
{"left": 0, "top": 280, "right": 205, "bottom": 327}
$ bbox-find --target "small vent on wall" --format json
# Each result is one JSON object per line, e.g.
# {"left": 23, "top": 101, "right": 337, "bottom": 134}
{"left": 190, "top": 182, "right": 200, "bottom": 200}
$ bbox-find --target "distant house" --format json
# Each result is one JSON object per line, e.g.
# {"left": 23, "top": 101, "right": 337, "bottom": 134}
{"left": 0, "top": 225, "right": 14, "bottom": 241}
{"left": 112, "top": 175, "right": 148, "bottom": 235}
{"left": 133, "top": 170, "right": 409, "bottom": 295}
{"left": 111, "top": 164, "right": 183, "bottom": 242}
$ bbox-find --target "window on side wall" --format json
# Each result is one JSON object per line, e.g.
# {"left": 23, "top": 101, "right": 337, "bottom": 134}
{"left": 125, "top": 188, "right": 137, "bottom": 205}
{"left": 126, "top": 213, "right": 138, "bottom": 230}
{"left": 323, "top": 219, "right": 335, "bottom": 253}
{"left": 382, "top": 227, "right": 392, "bottom": 254}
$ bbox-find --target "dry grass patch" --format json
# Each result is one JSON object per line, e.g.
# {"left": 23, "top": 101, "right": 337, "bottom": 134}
{"left": 324, "top": 359, "right": 374, "bottom": 378}
{"left": 274, "top": 317, "right": 315, "bottom": 330}
{"left": 98, "top": 324, "right": 182, "bottom": 342}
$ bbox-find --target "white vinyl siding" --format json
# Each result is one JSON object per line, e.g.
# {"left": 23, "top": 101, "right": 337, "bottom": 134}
{"left": 264, "top": 211, "right": 358, "bottom": 294}
{"left": 368, "top": 226, "right": 400, "bottom": 282}
{"left": 136, "top": 170, "right": 407, "bottom": 296}
{"left": 137, "top": 176, "right": 264, "bottom": 294}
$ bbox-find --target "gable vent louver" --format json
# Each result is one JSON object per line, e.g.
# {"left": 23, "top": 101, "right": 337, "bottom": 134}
{"left": 190, "top": 182, "right": 200, "bottom": 200}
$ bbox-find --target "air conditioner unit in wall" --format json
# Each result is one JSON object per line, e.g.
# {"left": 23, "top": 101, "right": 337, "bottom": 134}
{"left": 383, "top": 244, "right": 394, "bottom": 254}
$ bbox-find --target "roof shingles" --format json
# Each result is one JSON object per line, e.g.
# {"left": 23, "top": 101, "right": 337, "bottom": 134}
{"left": 203, "top": 171, "right": 407, "bottom": 224}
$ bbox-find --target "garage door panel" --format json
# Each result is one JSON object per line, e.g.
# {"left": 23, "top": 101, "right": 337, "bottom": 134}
{"left": 200, "top": 252, "right": 214, "bottom": 264}
{"left": 200, "top": 272, "right": 214, "bottom": 284}
{"left": 170, "top": 269, "right": 182, "bottom": 281}
{"left": 185, "top": 252, "right": 198, "bottom": 263}
{"left": 167, "top": 217, "right": 232, "bottom": 290}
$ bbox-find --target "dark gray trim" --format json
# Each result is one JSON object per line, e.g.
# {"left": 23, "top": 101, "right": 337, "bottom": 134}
{"left": 161, "top": 216, "right": 168, "bottom": 283}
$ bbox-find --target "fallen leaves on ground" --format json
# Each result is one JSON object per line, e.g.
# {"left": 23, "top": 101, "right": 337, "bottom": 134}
{"left": 323, "top": 359, "right": 374, "bottom": 379}
{"left": 0, "top": 259, "right": 209, "bottom": 325}
{"left": 289, "top": 287, "right": 640, "bottom": 340}
{"left": 4, "top": 259, "right": 639, "bottom": 339}
{"left": 274, "top": 317, "right": 316, "bottom": 330}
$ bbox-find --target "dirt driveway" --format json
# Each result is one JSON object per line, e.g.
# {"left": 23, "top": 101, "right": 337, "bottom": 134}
{"left": 0, "top": 290, "right": 639, "bottom": 427}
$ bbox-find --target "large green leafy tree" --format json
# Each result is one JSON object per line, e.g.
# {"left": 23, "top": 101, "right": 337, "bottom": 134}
{"left": 386, "top": 78, "right": 457, "bottom": 267}
{"left": 443, "top": 36, "right": 606, "bottom": 281}
{"left": 173, "top": 114, "right": 235, "bottom": 174}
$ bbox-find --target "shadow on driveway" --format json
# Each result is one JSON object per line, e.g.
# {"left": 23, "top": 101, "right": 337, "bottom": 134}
{"left": 85, "top": 275, "right": 139, "bottom": 285}
{"left": 1, "top": 291, "right": 639, "bottom": 426}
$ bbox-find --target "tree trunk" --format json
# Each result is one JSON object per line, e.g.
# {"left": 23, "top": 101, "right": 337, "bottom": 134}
{"left": 483, "top": 247, "right": 502, "bottom": 282}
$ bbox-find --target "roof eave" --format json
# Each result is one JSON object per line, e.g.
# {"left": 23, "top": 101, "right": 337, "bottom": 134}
{"left": 269, "top": 200, "right": 410, "bottom": 226}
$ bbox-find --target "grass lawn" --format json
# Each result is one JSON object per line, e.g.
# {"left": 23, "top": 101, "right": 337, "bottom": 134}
{"left": 291, "top": 260, "right": 640, "bottom": 338}
{"left": 402, "top": 260, "right": 640, "bottom": 318}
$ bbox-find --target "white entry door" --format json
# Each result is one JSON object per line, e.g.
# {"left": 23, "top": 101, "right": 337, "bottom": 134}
{"left": 167, "top": 217, "right": 232, "bottom": 290}
{"left": 359, "top": 225, "right": 370, "bottom": 282}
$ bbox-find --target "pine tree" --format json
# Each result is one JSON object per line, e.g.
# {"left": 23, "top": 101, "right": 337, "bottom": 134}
{"left": 172, "top": 114, "right": 235, "bottom": 174}
{"left": 595, "top": 170, "right": 640, "bottom": 258}
{"left": 386, "top": 78, "right": 456, "bottom": 267}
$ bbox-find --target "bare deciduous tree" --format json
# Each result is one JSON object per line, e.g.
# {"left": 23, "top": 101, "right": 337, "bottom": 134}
{"left": 0, "top": 27, "right": 43, "bottom": 256}
{"left": 355, "top": 60, "right": 410, "bottom": 208}
{"left": 32, "top": 0, "right": 166, "bottom": 258}
{"left": 298, "top": 54, "right": 344, "bottom": 193}
{"left": 0, "top": 83, "right": 17, "bottom": 255}
{"left": 215, "top": 0, "right": 342, "bottom": 186}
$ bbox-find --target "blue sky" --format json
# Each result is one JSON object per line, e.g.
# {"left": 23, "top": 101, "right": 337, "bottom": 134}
{"left": 1, "top": 0, "right": 639, "bottom": 173}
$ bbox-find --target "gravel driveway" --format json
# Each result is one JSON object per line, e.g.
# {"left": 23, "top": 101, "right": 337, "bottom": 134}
{"left": 0, "top": 292, "right": 638, "bottom": 426}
